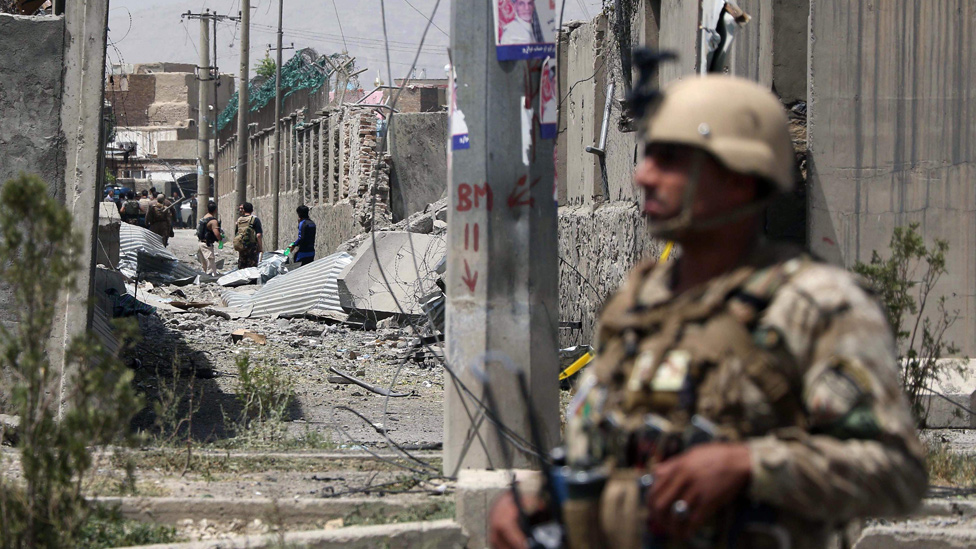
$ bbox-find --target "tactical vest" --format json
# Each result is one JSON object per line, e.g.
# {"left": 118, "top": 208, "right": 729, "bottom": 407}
{"left": 568, "top": 251, "right": 812, "bottom": 549}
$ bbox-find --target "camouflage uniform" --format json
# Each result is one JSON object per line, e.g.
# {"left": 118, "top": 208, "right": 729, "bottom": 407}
{"left": 564, "top": 241, "right": 927, "bottom": 548}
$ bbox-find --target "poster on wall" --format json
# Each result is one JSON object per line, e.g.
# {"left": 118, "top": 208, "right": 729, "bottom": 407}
{"left": 494, "top": 0, "right": 557, "bottom": 61}
{"left": 449, "top": 64, "right": 470, "bottom": 150}
{"left": 539, "top": 57, "right": 557, "bottom": 139}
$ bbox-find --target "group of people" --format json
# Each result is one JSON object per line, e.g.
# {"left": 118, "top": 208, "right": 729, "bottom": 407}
{"left": 194, "top": 202, "right": 316, "bottom": 277}
{"left": 112, "top": 188, "right": 185, "bottom": 246}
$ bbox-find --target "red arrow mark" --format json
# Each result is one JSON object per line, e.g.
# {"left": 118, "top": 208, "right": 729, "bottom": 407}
{"left": 462, "top": 259, "right": 478, "bottom": 293}
{"left": 507, "top": 175, "right": 540, "bottom": 209}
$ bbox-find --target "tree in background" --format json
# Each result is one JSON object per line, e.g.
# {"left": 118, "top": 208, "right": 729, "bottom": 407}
{"left": 255, "top": 55, "right": 276, "bottom": 80}
{"left": 0, "top": 173, "right": 141, "bottom": 548}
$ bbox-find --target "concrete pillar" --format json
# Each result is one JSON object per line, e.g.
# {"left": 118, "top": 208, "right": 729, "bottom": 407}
{"left": 54, "top": 0, "right": 109, "bottom": 413}
{"left": 318, "top": 119, "right": 325, "bottom": 205}
{"left": 444, "top": 0, "right": 559, "bottom": 474}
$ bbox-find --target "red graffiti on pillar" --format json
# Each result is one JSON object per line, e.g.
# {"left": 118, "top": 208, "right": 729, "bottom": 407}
{"left": 464, "top": 223, "right": 481, "bottom": 252}
{"left": 456, "top": 182, "right": 494, "bottom": 212}
{"left": 462, "top": 259, "right": 479, "bottom": 292}
{"left": 507, "top": 175, "right": 540, "bottom": 209}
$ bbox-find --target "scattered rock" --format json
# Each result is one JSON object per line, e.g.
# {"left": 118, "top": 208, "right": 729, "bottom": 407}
{"left": 376, "top": 317, "right": 398, "bottom": 330}
{"left": 407, "top": 215, "right": 434, "bottom": 234}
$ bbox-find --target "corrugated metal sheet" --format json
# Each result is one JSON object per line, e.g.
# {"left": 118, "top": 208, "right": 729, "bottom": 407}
{"left": 119, "top": 223, "right": 201, "bottom": 282}
{"left": 221, "top": 252, "right": 353, "bottom": 318}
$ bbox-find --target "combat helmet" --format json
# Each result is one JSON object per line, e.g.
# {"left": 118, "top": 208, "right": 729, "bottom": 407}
{"left": 632, "top": 74, "right": 794, "bottom": 235}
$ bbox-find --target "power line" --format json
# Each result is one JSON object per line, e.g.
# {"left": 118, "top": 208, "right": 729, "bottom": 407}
{"left": 401, "top": 0, "right": 449, "bottom": 37}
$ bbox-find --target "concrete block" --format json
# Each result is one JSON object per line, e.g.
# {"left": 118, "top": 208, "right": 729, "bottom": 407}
{"left": 455, "top": 470, "right": 542, "bottom": 549}
{"left": 807, "top": 0, "right": 976, "bottom": 357}
{"left": 337, "top": 231, "right": 445, "bottom": 317}
{"left": 855, "top": 525, "right": 976, "bottom": 549}
{"left": 916, "top": 360, "right": 976, "bottom": 428}
{"left": 118, "top": 519, "right": 465, "bottom": 549}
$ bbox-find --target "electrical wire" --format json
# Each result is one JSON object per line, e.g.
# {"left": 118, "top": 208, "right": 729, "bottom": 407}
{"left": 330, "top": 0, "right": 349, "bottom": 53}
{"left": 369, "top": 0, "right": 550, "bottom": 469}
{"left": 401, "top": 0, "right": 449, "bottom": 37}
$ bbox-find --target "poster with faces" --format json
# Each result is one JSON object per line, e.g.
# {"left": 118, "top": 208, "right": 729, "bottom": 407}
{"left": 494, "top": 0, "right": 557, "bottom": 61}
{"left": 540, "top": 57, "right": 557, "bottom": 139}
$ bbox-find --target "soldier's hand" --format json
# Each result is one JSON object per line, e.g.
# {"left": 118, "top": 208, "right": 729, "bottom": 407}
{"left": 649, "top": 442, "right": 752, "bottom": 538}
{"left": 489, "top": 491, "right": 547, "bottom": 548}
{"left": 488, "top": 491, "right": 527, "bottom": 548}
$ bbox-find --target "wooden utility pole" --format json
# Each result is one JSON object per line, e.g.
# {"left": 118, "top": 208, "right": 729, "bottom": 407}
{"left": 235, "top": 0, "right": 250, "bottom": 206}
{"left": 443, "top": 0, "right": 559, "bottom": 474}
{"left": 196, "top": 12, "right": 211, "bottom": 219}
{"left": 271, "top": 0, "right": 284, "bottom": 249}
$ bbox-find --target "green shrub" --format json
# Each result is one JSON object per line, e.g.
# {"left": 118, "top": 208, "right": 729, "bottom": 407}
{"left": 853, "top": 223, "right": 960, "bottom": 425}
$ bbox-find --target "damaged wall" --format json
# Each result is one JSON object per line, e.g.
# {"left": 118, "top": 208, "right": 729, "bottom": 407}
{"left": 0, "top": 5, "right": 109, "bottom": 398}
{"left": 389, "top": 112, "right": 448, "bottom": 222}
{"left": 807, "top": 0, "right": 976, "bottom": 356}
{"left": 215, "top": 105, "right": 392, "bottom": 256}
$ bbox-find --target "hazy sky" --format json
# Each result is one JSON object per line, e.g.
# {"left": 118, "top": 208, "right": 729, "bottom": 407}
{"left": 107, "top": 0, "right": 605, "bottom": 83}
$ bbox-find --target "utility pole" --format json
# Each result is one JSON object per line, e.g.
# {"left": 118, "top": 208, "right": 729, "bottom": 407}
{"left": 443, "top": 0, "right": 559, "bottom": 474}
{"left": 196, "top": 12, "right": 211, "bottom": 220}
{"left": 212, "top": 14, "right": 220, "bottom": 209}
{"left": 235, "top": 0, "right": 251, "bottom": 206}
{"left": 270, "top": 0, "right": 284, "bottom": 249}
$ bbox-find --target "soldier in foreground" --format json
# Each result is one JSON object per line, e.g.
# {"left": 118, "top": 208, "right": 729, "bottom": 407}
{"left": 489, "top": 76, "right": 926, "bottom": 548}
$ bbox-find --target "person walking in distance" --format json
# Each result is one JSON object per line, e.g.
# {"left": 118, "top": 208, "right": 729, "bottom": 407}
{"left": 289, "top": 205, "right": 317, "bottom": 266}
{"left": 196, "top": 201, "right": 221, "bottom": 276}
{"left": 488, "top": 75, "right": 926, "bottom": 549}
{"left": 145, "top": 194, "right": 174, "bottom": 246}
{"left": 233, "top": 202, "right": 263, "bottom": 269}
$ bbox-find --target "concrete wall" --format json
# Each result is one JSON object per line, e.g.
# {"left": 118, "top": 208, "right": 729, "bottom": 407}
{"left": 772, "top": 0, "right": 809, "bottom": 103}
{"left": 0, "top": 14, "right": 65, "bottom": 195}
{"left": 389, "top": 112, "right": 448, "bottom": 222}
{"left": 807, "top": 0, "right": 976, "bottom": 356}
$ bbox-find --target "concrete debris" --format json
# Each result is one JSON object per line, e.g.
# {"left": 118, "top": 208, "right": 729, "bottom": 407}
{"left": 328, "top": 366, "right": 410, "bottom": 398}
{"left": 221, "top": 252, "right": 354, "bottom": 319}
{"left": 231, "top": 329, "right": 267, "bottom": 345}
{"left": 337, "top": 232, "right": 446, "bottom": 318}
{"left": 217, "top": 252, "right": 289, "bottom": 287}
{"left": 407, "top": 215, "right": 433, "bottom": 234}
{"left": 169, "top": 301, "right": 212, "bottom": 310}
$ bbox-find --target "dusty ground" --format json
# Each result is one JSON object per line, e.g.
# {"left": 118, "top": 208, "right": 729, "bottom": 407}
{"left": 130, "top": 229, "right": 447, "bottom": 451}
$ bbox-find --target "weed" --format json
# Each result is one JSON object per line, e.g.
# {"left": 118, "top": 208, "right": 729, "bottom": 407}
{"left": 343, "top": 500, "right": 455, "bottom": 527}
{"left": 926, "top": 441, "right": 976, "bottom": 488}
{"left": 853, "top": 223, "right": 961, "bottom": 425}
{"left": 230, "top": 353, "right": 295, "bottom": 445}
{"left": 76, "top": 506, "right": 179, "bottom": 548}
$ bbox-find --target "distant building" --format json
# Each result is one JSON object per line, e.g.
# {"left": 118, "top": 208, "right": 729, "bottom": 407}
{"left": 104, "top": 63, "right": 235, "bottom": 196}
